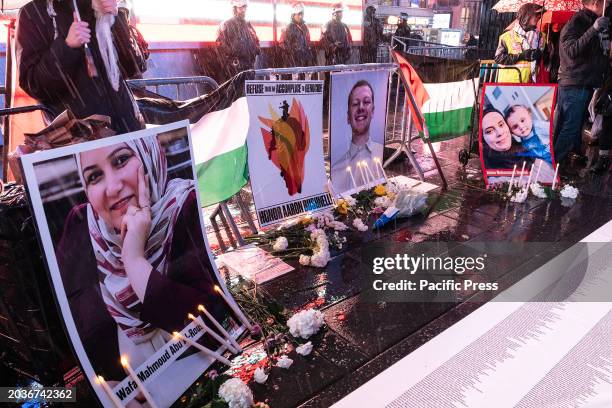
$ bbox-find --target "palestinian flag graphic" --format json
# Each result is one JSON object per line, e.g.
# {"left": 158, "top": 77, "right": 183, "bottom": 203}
{"left": 394, "top": 51, "right": 480, "bottom": 142}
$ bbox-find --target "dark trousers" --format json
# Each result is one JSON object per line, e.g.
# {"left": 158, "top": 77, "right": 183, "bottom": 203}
{"left": 553, "top": 86, "right": 593, "bottom": 162}
{"left": 601, "top": 116, "right": 612, "bottom": 151}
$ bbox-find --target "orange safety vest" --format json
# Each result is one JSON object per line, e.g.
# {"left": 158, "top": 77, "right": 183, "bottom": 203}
{"left": 497, "top": 30, "right": 533, "bottom": 83}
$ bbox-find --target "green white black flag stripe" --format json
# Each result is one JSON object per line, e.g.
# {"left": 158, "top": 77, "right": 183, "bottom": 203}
{"left": 400, "top": 52, "right": 479, "bottom": 142}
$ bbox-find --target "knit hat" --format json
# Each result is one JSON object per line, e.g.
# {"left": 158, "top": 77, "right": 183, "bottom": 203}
{"left": 231, "top": 0, "right": 248, "bottom": 7}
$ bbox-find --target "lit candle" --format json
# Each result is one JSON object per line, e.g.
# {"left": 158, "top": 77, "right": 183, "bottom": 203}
{"left": 96, "top": 376, "right": 123, "bottom": 408}
{"left": 364, "top": 161, "right": 377, "bottom": 184}
{"left": 346, "top": 166, "right": 357, "bottom": 189}
{"left": 120, "top": 357, "right": 158, "bottom": 408}
{"left": 357, "top": 161, "right": 367, "bottom": 185}
{"left": 518, "top": 161, "right": 526, "bottom": 187}
{"left": 197, "top": 305, "right": 241, "bottom": 352}
{"left": 373, "top": 157, "right": 382, "bottom": 179}
{"left": 524, "top": 163, "right": 535, "bottom": 192}
{"left": 533, "top": 161, "right": 543, "bottom": 186}
{"left": 214, "top": 285, "right": 255, "bottom": 331}
{"left": 551, "top": 163, "right": 560, "bottom": 190}
{"left": 376, "top": 159, "right": 389, "bottom": 184}
{"left": 172, "top": 332, "right": 231, "bottom": 366}
{"left": 188, "top": 314, "right": 238, "bottom": 354}
{"left": 507, "top": 164, "right": 517, "bottom": 194}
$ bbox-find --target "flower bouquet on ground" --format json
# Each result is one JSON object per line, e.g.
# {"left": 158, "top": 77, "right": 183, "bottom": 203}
{"left": 245, "top": 180, "right": 431, "bottom": 268}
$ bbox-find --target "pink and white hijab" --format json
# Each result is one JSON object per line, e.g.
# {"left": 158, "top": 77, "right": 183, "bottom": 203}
{"left": 76, "top": 136, "right": 194, "bottom": 343}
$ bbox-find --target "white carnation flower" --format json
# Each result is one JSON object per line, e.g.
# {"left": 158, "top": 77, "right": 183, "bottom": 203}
{"left": 530, "top": 183, "right": 547, "bottom": 199}
{"left": 310, "top": 250, "right": 330, "bottom": 267}
{"left": 219, "top": 378, "right": 254, "bottom": 408}
{"left": 510, "top": 189, "right": 528, "bottom": 203}
{"left": 353, "top": 218, "right": 368, "bottom": 232}
{"left": 253, "top": 367, "right": 268, "bottom": 384}
{"left": 276, "top": 355, "right": 293, "bottom": 369}
{"left": 287, "top": 309, "right": 325, "bottom": 339}
{"left": 560, "top": 184, "right": 579, "bottom": 199}
{"left": 374, "top": 196, "right": 392, "bottom": 209}
{"left": 272, "top": 236, "right": 289, "bottom": 251}
{"left": 299, "top": 254, "right": 311, "bottom": 266}
{"left": 296, "top": 341, "right": 313, "bottom": 356}
{"left": 342, "top": 195, "right": 357, "bottom": 206}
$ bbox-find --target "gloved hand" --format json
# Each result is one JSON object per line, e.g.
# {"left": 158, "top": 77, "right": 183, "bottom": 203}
{"left": 594, "top": 16, "right": 610, "bottom": 33}
{"left": 519, "top": 49, "right": 542, "bottom": 61}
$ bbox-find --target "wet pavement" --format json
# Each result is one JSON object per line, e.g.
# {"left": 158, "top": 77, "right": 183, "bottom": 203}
{"left": 227, "top": 136, "right": 612, "bottom": 408}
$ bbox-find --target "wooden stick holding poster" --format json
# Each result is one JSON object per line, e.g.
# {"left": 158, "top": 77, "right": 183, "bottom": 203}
{"left": 19, "top": 121, "right": 247, "bottom": 408}
{"left": 479, "top": 84, "right": 558, "bottom": 188}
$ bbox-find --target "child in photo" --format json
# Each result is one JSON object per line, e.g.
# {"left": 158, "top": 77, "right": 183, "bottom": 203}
{"left": 504, "top": 105, "right": 553, "bottom": 164}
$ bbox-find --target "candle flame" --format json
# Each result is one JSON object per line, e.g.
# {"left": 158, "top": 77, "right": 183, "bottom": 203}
{"left": 214, "top": 285, "right": 221, "bottom": 293}
{"left": 198, "top": 304, "right": 206, "bottom": 312}
{"left": 188, "top": 313, "right": 196, "bottom": 320}
{"left": 173, "top": 331, "right": 181, "bottom": 339}
{"left": 346, "top": 166, "right": 351, "bottom": 171}
{"left": 120, "top": 356, "right": 128, "bottom": 367}
{"left": 96, "top": 375, "right": 104, "bottom": 384}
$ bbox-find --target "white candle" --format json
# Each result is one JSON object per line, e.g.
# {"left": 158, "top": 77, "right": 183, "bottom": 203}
{"left": 373, "top": 157, "right": 382, "bottom": 179}
{"left": 518, "top": 161, "right": 526, "bottom": 187}
{"left": 533, "top": 161, "right": 543, "bottom": 186}
{"left": 96, "top": 376, "right": 123, "bottom": 408}
{"left": 357, "top": 161, "right": 367, "bottom": 185}
{"left": 214, "top": 285, "right": 255, "bottom": 331}
{"left": 172, "top": 332, "right": 232, "bottom": 366}
{"left": 120, "top": 357, "right": 158, "bottom": 408}
{"left": 188, "top": 313, "right": 238, "bottom": 354}
{"left": 346, "top": 166, "right": 357, "bottom": 189}
{"left": 198, "top": 305, "right": 241, "bottom": 351}
{"left": 327, "top": 180, "right": 337, "bottom": 202}
{"left": 364, "top": 162, "right": 377, "bottom": 184}
{"left": 552, "top": 163, "right": 560, "bottom": 190}
{"left": 377, "top": 160, "right": 389, "bottom": 184}
{"left": 524, "top": 163, "right": 535, "bottom": 192}
{"left": 507, "top": 164, "right": 517, "bottom": 194}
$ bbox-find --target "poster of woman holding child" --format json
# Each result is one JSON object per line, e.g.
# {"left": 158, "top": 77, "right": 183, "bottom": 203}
{"left": 479, "top": 84, "right": 558, "bottom": 186}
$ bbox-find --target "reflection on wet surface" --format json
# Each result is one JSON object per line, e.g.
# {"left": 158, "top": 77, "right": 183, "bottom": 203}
{"left": 222, "top": 137, "right": 612, "bottom": 408}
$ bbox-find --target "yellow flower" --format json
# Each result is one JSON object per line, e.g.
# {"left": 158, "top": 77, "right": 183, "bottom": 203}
{"left": 336, "top": 199, "right": 349, "bottom": 215}
{"left": 374, "top": 184, "right": 387, "bottom": 196}
{"left": 300, "top": 216, "right": 313, "bottom": 226}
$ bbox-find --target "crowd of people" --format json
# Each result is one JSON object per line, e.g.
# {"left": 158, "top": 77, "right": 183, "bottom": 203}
{"left": 14, "top": 0, "right": 612, "bottom": 177}
{"left": 494, "top": 0, "right": 612, "bottom": 175}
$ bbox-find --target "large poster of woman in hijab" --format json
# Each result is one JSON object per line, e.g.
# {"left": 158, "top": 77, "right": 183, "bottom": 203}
{"left": 20, "top": 121, "right": 244, "bottom": 407}
{"left": 479, "top": 84, "right": 558, "bottom": 186}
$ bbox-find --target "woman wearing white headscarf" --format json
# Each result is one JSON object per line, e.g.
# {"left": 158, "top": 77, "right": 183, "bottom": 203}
{"left": 56, "top": 136, "right": 233, "bottom": 381}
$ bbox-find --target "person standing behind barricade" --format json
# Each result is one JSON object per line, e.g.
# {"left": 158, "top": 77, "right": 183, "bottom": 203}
{"left": 321, "top": 3, "right": 353, "bottom": 65}
{"left": 216, "top": 0, "right": 260, "bottom": 81}
{"left": 16, "top": 0, "right": 145, "bottom": 134}
{"left": 554, "top": 0, "right": 609, "bottom": 169}
{"left": 280, "top": 3, "right": 314, "bottom": 69}
{"left": 494, "top": 3, "right": 546, "bottom": 83}
{"left": 393, "top": 13, "right": 411, "bottom": 50}
{"left": 361, "top": 5, "right": 383, "bottom": 63}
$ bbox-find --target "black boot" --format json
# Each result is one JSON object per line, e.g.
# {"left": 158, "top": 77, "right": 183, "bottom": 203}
{"left": 590, "top": 156, "right": 611, "bottom": 174}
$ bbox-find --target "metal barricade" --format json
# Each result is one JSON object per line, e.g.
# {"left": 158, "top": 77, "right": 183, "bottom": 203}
{"left": 127, "top": 76, "right": 219, "bottom": 100}
{"left": 392, "top": 36, "right": 475, "bottom": 60}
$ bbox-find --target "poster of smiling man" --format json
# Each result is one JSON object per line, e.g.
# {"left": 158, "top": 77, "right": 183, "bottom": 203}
{"left": 246, "top": 80, "right": 333, "bottom": 227}
{"left": 329, "top": 70, "right": 390, "bottom": 195}
{"left": 20, "top": 121, "right": 244, "bottom": 408}
{"left": 479, "top": 84, "right": 558, "bottom": 187}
